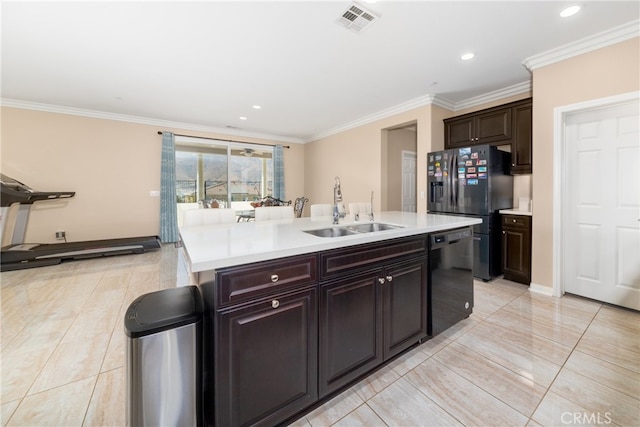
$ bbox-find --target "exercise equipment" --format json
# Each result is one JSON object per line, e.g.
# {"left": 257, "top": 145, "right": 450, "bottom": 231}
{"left": 1, "top": 174, "right": 161, "bottom": 271}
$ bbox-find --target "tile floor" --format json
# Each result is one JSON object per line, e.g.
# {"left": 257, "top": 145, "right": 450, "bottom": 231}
{"left": 1, "top": 245, "right": 638, "bottom": 426}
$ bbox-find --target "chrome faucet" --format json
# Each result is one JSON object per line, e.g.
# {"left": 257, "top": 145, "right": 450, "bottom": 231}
{"left": 369, "top": 190, "right": 374, "bottom": 221}
{"left": 333, "top": 177, "right": 345, "bottom": 225}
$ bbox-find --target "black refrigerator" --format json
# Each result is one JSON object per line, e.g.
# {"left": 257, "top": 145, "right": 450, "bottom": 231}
{"left": 427, "top": 145, "right": 513, "bottom": 280}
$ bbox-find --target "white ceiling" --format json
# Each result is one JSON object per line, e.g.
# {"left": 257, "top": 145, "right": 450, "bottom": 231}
{"left": 2, "top": 1, "right": 639, "bottom": 143}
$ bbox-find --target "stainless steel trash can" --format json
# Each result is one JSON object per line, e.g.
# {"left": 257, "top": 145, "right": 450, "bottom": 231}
{"left": 125, "top": 286, "right": 202, "bottom": 427}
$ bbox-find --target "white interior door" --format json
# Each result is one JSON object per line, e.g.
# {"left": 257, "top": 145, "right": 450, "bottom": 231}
{"left": 401, "top": 151, "right": 416, "bottom": 212}
{"left": 563, "top": 100, "right": 640, "bottom": 310}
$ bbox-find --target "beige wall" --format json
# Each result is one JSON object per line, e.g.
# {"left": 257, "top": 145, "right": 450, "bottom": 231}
{"left": 3, "top": 37, "right": 635, "bottom": 283}
{"left": 386, "top": 127, "right": 417, "bottom": 211}
{"left": 303, "top": 97, "right": 536, "bottom": 217}
{"left": 0, "top": 107, "right": 304, "bottom": 243}
{"left": 531, "top": 37, "right": 640, "bottom": 290}
{"left": 305, "top": 105, "right": 435, "bottom": 215}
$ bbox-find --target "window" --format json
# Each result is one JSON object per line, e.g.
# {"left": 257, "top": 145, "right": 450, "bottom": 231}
{"left": 175, "top": 137, "right": 273, "bottom": 211}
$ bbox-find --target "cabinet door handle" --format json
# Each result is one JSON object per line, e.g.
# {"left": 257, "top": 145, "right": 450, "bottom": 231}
{"left": 378, "top": 278, "right": 386, "bottom": 285}
{"left": 271, "top": 274, "right": 279, "bottom": 283}
{"left": 386, "top": 275, "right": 393, "bottom": 282}
{"left": 502, "top": 231, "right": 506, "bottom": 234}
{"left": 271, "top": 300, "right": 280, "bottom": 309}
{"left": 512, "top": 219, "right": 517, "bottom": 223}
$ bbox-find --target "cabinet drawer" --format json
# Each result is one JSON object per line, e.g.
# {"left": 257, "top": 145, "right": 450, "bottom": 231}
{"left": 320, "top": 236, "right": 427, "bottom": 279}
{"left": 502, "top": 215, "right": 530, "bottom": 229}
{"left": 216, "top": 254, "right": 318, "bottom": 307}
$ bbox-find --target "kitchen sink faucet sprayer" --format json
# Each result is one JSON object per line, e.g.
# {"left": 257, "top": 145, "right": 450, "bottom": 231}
{"left": 369, "top": 191, "right": 374, "bottom": 221}
{"left": 333, "top": 177, "right": 345, "bottom": 225}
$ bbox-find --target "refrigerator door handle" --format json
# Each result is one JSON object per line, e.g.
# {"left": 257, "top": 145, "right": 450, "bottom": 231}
{"left": 449, "top": 153, "right": 454, "bottom": 207}
{"left": 452, "top": 154, "right": 458, "bottom": 208}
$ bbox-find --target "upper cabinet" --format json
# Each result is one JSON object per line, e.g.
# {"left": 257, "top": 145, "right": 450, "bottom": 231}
{"left": 444, "top": 98, "right": 532, "bottom": 174}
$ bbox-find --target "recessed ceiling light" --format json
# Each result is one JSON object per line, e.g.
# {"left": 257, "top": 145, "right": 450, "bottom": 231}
{"left": 560, "top": 5, "right": 581, "bottom": 17}
{"left": 252, "top": 105, "right": 261, "bottom": 110}
{"left": 460, "top": 53, "right": 475, "bottom": 61}
{"left": 239, "top": 116, "right": 247, "bottom": 120}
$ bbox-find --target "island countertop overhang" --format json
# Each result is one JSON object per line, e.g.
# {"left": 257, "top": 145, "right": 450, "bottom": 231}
{"left": 179, "top": 211, "right": 481, "bottom": 273}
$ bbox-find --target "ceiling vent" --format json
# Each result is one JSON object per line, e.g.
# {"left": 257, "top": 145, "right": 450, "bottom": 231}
{"left": 336, "top": 2, "right": 380, "bottom": 33}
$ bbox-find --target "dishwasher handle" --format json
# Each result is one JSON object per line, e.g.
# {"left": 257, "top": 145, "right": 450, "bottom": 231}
{"left": 430, "top": 228, "right": 472, "bottom": 250}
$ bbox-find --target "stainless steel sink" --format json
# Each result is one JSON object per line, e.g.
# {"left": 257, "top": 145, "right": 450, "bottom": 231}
{"left": 303, "top": 227, "right": 359, "bottom": 238}
{"left": 350, "top": 223, "right": 403, "bottom": 233}
{"left": 303, "top": 222, "right": 404, "bottom": 238}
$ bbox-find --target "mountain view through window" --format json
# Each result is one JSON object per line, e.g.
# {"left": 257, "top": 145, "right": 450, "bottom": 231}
{"left": 175, "top": 145, "right": 273, "bottom": 206}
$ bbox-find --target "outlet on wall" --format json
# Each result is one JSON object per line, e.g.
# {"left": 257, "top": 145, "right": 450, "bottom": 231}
{"left": 55, "top": 231, "right": 66, "bottom": 240}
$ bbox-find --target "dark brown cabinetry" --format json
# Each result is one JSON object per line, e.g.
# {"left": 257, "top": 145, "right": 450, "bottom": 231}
{"left": 511, "top": 101, "right": 533, "bottom": 174}
{"left": 444, "top": 98, "right": 532, "bottom": 174}
{"left": 318, "top": 238, "right": 428, "bottom": 397}
{"left": 445, "top": 107, "right": 511, "bottom": 148}
{"left": 501, "top": 214, "right": 532, "bottom": 284}
{"left": 209, "top": 254, "right": 319, "bottom": 427}
{"left": 201, "top": 237, "right": 429, "bottom": 426}
{"left": 319, "top": 271, "right": 382, "bottom": 397}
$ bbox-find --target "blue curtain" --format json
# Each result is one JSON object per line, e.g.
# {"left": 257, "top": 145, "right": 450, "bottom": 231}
{"left": 160, "top": 131, "right": 179, "bottom": 243}
{"left": 273, "top": 144, "right": 285, "bottom": 199}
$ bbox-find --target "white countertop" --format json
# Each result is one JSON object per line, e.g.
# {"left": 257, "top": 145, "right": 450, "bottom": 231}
{"left": 180, "top": 211, "right": 482, "bottom": 273}
{"left": 499, "top": 209, "right": 533, "bottom": 217}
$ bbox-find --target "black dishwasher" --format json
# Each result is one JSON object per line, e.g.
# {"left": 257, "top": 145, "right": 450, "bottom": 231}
{"left": 428, "top": 227, "right": 474, "bottom": 336}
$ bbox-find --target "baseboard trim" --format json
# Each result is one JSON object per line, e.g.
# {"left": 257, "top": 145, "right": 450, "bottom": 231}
{"left": 529, "top": 282, "right": 554, "bottom": 296}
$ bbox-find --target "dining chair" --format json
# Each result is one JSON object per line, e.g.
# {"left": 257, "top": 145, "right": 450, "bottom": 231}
{"left": 254, "top": 206, "right": 295, "bottom": 221}
{"left": 310, "top": 204, "right": 333, "bottom": 217}
{"left": 182, "top": 208, "right": 237, "bottom": 226}
{"left": 294, "top": 196, "right": 309, "bottom": 218}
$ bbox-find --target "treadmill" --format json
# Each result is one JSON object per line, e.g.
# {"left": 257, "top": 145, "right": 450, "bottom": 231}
{"left": 1, "top": 174, "right": 161, "bottom": 272}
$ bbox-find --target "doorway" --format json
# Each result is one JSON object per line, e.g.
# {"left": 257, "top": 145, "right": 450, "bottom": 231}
{"left": 555, "top": 92, "right": 639, "bottom": 310}
{"left": 401, "top": 151, "right": 417, "bottom": 212}
{"left": 383, "top": 124, "right": 417, "bottom": 212}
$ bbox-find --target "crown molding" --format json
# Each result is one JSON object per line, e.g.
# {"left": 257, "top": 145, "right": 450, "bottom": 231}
{"left": 309, "top": 94, "right": 437, "bottom": 141}
{"left": 307, "top": 82, "right": 531, "bottom": 141}
{"left": 0, "top": 98, "right": 306, "bottom": 145}
{"left": 452, "top": 81, "right": 532, "bottom": 111}
{"left": 523, "top": 19, "right": 640, "bottom": 71}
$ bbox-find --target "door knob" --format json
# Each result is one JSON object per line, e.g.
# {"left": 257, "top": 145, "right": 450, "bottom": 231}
{"left": 386, "top": 275, "right": 393, "bottom": 282}
{"left": 378, "top": 278, "right": 386, "bottom": 284}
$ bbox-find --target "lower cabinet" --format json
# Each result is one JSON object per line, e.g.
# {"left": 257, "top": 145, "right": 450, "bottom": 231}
{"left": 203, "top": 236, "right": 430, "bottom": 426}
{"left": 214, "top": 287, "right": 318, "bottom": 427}
{"left": 501, "top": 214, "right": 532, "bottom": 284}
{"left": 319, "top": 271, "right": 382, "bottom": 397}
{"left": 319, "top": 256, "right": 428, "bottom": 397}
{"left": 383, "top": 259, "right": 428, "bottom": 359}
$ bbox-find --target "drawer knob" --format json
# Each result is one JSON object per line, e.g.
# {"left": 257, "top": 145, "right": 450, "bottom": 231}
{"left": 386, "top": 275, "right": 393, "bottom": 282}
{"left": 271, "top": 300, "right": 280, "bottom": 309}
{"left": 271, "top": 274, "right": 279, "bottom": 283}
{"left": 513, "top": 219, "right": 517, "bottom": 223}
{"left": 502, "top": 231, "right": 506, "bottom": 234}
{"left": 378, "top": 278, "right": 386, "bottom": 285}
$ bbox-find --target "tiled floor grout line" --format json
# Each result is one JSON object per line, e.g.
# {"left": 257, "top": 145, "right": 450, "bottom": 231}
{"left": 525, "top": 301, "right": 604, "bottom": 426}
{"left": 4, "top": 250, "right": 638, "bottom": 426}
{"left": 441, "top": 301, "right": 537, "bottom": 425}
{"left": 21, "top": 275, "right": 90, "bottom": 400}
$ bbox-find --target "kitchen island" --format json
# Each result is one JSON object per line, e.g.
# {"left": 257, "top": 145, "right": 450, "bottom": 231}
{"left": 179, "top": 211, "right": 481, "bottom": 427}
{"left": 180, "top": 211, "right": 481, "bottom": 274}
